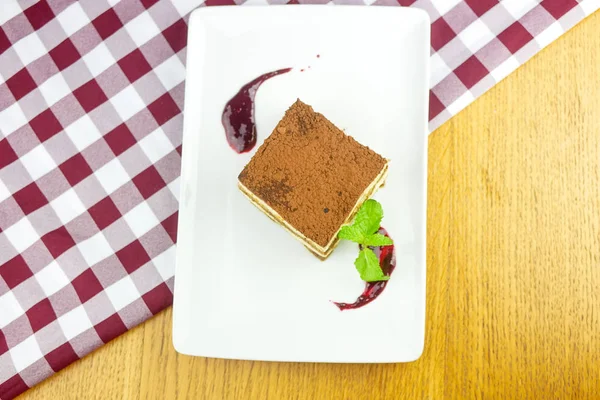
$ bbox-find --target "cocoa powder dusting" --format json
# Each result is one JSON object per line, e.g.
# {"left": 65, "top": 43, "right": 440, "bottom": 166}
{"left": 238, "top": 99, "right": 387, "bottom": 247}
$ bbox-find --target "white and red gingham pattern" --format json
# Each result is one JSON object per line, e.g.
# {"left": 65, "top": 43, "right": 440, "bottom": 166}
{"left": 0, "top": 0, "right": 598, "bottom": 398}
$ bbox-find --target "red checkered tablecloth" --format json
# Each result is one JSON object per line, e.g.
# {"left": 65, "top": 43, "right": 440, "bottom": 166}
{"left": 0, "top": 0, "right": 598, "bottom": 398}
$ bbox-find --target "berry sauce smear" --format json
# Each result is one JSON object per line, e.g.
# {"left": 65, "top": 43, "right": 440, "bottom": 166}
{"left": 221, "top": 68, "right": 292, "bottom": 153}
{"left": 333, "top": 227, "right": 396, "bottom": 311}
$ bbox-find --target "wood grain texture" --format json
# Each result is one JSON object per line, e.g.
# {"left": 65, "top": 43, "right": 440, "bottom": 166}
{"left": 21, "top": 12, "right": 600, "bottom": 400}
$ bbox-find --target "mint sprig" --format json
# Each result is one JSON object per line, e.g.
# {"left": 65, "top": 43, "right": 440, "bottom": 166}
{"left": 338, "top": 199, "right": 393, "bottom": 282}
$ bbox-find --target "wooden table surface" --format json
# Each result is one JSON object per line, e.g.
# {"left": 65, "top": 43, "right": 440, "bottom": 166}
{"left": 21, "top": 11, "right": 600, "bottom": 400}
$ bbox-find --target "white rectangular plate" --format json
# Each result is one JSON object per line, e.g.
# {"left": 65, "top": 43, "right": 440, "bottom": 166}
{"left": 174, "top": 5, "right": 430, "bottom": 363}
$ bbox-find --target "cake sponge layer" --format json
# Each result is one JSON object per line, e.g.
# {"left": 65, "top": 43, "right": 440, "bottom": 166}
{"left": 238, "top": 100, "right": 389, "bottom": 256}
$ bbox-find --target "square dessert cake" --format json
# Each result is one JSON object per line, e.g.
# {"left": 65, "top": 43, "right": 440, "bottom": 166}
{"left": 238, "top": 100, "right": 389, "bottom": 259}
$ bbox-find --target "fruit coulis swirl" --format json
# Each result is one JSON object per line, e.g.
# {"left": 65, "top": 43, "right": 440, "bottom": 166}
{"left": 221, "top": 68, "right": 292, "bottom": 153}
{"left": 333, "top": 227, "right": 396, "bottom": 311}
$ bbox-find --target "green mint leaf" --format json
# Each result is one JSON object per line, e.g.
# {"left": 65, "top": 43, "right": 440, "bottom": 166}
{"left": 362, "top": 233, "right": 394, "bottom": 247}
{"left": 338, "top": 226, "right": 366, "bottom": 243}
{"left": 338, "top": 199, "right": 387, "bottom": 245}
{"left": 352, "top": 199, "right": 384, "bottom": 237}
{"left": 354, "top": 248, "right": 390, "bottom": 282}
